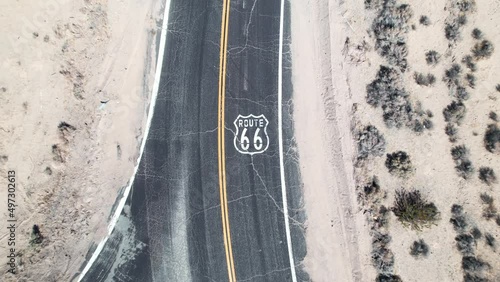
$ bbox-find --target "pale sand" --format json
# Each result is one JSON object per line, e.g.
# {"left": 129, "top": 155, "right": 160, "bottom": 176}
{"left": 292, "top": 0, "right": 499, "bottom": 281}
{"left": 0, "top": 0, "right": 162, "bottom": 280}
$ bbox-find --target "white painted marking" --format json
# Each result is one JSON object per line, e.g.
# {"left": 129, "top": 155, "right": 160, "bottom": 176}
{"left": 277, "top": 0, "right": 298, "bottom": 281}
{"left": 233, "top": 114, "right": 269, "bottom": 155}
{"left": 77, "top": 1, "right": 172, "bottom": 280}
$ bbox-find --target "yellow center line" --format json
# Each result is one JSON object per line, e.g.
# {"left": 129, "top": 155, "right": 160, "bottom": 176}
{"left": 218, "top": 0, "right": 236, "bottom": 281}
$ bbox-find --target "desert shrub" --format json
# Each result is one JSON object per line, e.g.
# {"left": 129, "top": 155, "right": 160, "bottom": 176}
{"left": 462, "top": 55, "right": 477, "bottom": 72}
{"left": 472, "top": 40, "right": 494, "bottom": 59}
{"left": 410, "top": 239, "right": 429, "bottom": 257}
{"left": 464, "top": 273, "right": 489, "bottom": 282}
{"left": 489, "top": 112, "right": 498, "bottom": 122}
{"left": 392, "top": 189, "right": 440, "bottom": 230}
{"left": 445, "top": 22, "right": 460, "bottom": 41}
{"left": 452, "top": 204, "right": 464, "bottom": 216}
{"left": 472, "top": 28, "right": 483, "bottom": 39}
{"left": 480, "top": 193, "right": 498, "bottom": 220}
{"left": 374, "top": 205, "right": 390, "bottom": 229}
{"left": 414, "top": 72, "right": 436, "bottom": 86}
{"left": 455, "top": 160, "right": 474, "bottom": 179}
{"left": 465, "top": 74, "right": 476, "bottom": 88}
{"left": 366, "top": 66, "right": 425, "bottom": 130}
{"left": 484, "top": 124, "right": 500, "bottom": 153}
{"left": 376, "top": 274, "right": 402, "bottom": 282}
{"left": 455, "top": 86, "right": 470, "bottom": 100}
{"left": 371, "top": 1, "right": 413, "bottom": 70}
{"left": 372, "top": 245, "right": 395, "bottom": 273}
{"left": 385, "top": 151, "right": 414, "bottom": 178}
{"left": 423, "top": 118, "right": 433, "bottom": 130}
{"left": 444, "top": 64, "right": 462, "bottom": 87}
{"left": 357, "top": 125, "right": 386, "bottom": 158}
{"left": 479, "top": 167, "right": 496, "bottom": 185}
{"left": 471, "top": 227, "right": 482, "bottom": 239}
{"left": 496, "top": 84, "right": 500, "bottom": 92}
{"left": 496, "top": 216, "right": 500, "bottom": 226}
{"left": 480, "top": 193, "right": 493, "bottom": 205}
{"left": 457, "top": 15, "right": 468, "bottom": 26}
{"left": 451, "top": 145, "right": 469, "bottom": 161}
{"left": 425, "top": 50, "right": 441, "bottom": 65}
{"left": 364, "top": 0, "right": 383, "bottom": 10}
{"left": 450, "top": 215, "right": 468, "bottom": 232}
{"left": 29, "top": 225, "right": 43, "bottom": 245}
{"left": 419, "top": 15, "right": 430, "bottom": 26}
{"left": 364, "top": 176, "right": 381, "bottom": 195}
{"left": 443, "top": 101, "right": 466, "bottom": 125}
{"left": 484, "top": 233, "right": 495, "bottom": 248}
{"left": 451, "top": 145, "right": 474, "bottom": 178}
{"left": 456, "top": 234, "right": 476, "bottom": 255}
{"left": 445, "top": 123, "right": 459, "bottom": 142}
{"left": 462, "top": 256, "right": 489, "bottom": 273}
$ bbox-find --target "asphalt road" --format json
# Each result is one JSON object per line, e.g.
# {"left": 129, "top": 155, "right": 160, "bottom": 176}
{"left": 78, "top": 1, "right": 307, "bottom": 281}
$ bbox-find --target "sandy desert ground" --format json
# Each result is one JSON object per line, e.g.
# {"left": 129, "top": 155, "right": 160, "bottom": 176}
{"left": 291, "top": 0, "right": 500, "bottom": 281}
{"left": 0, "top": 0, "right": 162, "bottom": 280}
{"left": 1, "top": 0, "right": 499, "bottom": 281}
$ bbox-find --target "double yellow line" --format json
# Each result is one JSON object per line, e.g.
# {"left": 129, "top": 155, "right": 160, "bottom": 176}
{"left": 217, "top": 0, "right": 236, "bottom": 282}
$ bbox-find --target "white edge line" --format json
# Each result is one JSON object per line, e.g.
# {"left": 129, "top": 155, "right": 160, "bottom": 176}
{"left": 77, "top": 0, "right": 171, "bottom": 280}
{"left": 278, "top": 0, "right": 297, "bottom": 281}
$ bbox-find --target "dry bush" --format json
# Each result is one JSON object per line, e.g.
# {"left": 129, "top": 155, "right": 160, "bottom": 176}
{"left": 371, "top": 231, "right": 395, "bottom": 274}
{"left": 480, "top": 193, "right": 498, "bottom": 220}
{"left": 450, "top": 215, "right": 468, "bottom": 233}
{"left": 496, "top": 84, "right": 500, "bottom": 92}
{"left": 465, "top": 74, "right": 476, "bottom": 88}
{"left": 464, "top": 273, "right": 489, "bottom": 282}
{"left": 444, "top": 64, "right": 462, "bottom": 87}
{"left": 376, "top": 274, "right": 402, "bottom": 282}
{"left": 419, "top": 15, "right": 430, "bottom": 26}
{"left": 385, "top": 151, "right": 414, "bottom": 178}
{"left": 392, "top": 189, "right": 440, "bottom": 230}
{"left": 445, "top": 123, "right": 459, "bottom": 142}
{"left": 451, "top": 145, "right": 474, "bottom": 179}
{"left": 414, "top": 72, "right": 436, "bottom": 86}
{"left": 410, "top": 239, "right": 429, "bottom": 258}
{"left": 489, "top": 112, "right": 498, "bottom": 122}
{"left": 456, "top": 234, "right": 476, "bottom": 255}
{"left": 484, "top": 124, "right": 500, "bottom": 153}
{"left": 484, "top": 233, "right": 495, "bottom": 249}
{"left": 462, "top": 55, "right": 477, "bottom": 72}
{"left": 472, "top": 28, "right": 483, "bottom": 39}
{"left": 443, "top": 101, "right": 466, "bottom": 125}
{"left": 451, "top": 145, "right": 469, "bottom": 161}
{"left": 371, "top": 0, "right": 413, "bottom": 71}
{"left": 462, "top": 256, "right": 489, "bottom": 273}
{"left": 472, "top": 40, "right": 494, "bottom": 60}
{"left": 425, "top": 50, "right": 440, "bottom": 65}
{"left": 357, "top": 125, "right": 386, "bottom": 158}
{"left": 471, "top": 227, "right": 482, "bottom": 239}
{"left": 478, "top": 167, "right": 496, "bottom": 185}
{"left": 367, "top": 66, "right": 428, "bottom": 130}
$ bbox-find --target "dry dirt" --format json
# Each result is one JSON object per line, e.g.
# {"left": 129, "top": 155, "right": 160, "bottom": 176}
{"left": 0, "top": 0, "right": 162, "bottom": 280}
{"left": 291, "top": 0, "right": 499, "bottom": 281}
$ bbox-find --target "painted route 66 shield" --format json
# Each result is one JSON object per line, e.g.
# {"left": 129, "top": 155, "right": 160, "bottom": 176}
{"left": 233, "top": 114, "right": 269, "bottom": 155}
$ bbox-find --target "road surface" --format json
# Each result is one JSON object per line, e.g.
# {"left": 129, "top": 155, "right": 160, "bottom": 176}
{"left": 77, "top": 0, "right": 307, "bottom": 281}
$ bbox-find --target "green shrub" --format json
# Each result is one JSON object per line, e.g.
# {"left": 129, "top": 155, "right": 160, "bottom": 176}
{"left": 392, "top": 189, "right": 440, "bottom": 230}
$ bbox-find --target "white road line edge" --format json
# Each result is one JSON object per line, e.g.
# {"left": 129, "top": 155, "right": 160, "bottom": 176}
{"left": 77, "top": 1, "right": 171, "bottom": 280}
{"left": 277, "top": 0, "right": 298, "bottom": 281}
